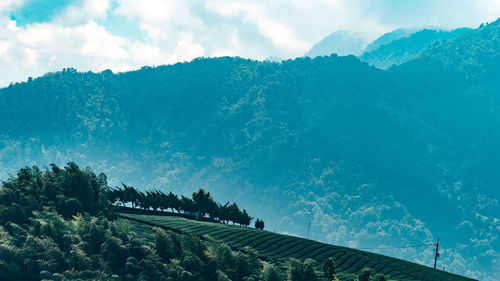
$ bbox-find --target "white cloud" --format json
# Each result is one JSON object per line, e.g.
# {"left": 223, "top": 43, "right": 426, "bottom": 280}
{"left": 79, "top": 21, "right": 128, "bottom": 59}
{"left": 0, "top": 17, "right": 166, "bottom": 86}
{"left": 2, "top": 0, "right": 500, "bottom": 87}
{"left": 0, "top": 0, "right": 24, "bottom": 12}
{"left": 55, "top": 0, "right": 112, "bottom": 24}
{"left": 168, "top": 33, "right": 206, "bottom": 62}
{"left": 205, "top": 1, "right": 309, "bottom": 53}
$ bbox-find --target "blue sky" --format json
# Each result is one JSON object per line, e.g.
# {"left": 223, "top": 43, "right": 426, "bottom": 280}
{"left": 0, "top": 0, "right": 499, "bottom": 87}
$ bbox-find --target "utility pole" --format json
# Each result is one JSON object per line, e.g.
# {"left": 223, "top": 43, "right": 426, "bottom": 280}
{"left": 433, "top": 238, "right": 440, "bottom": 269}
{"left": 306, "top": 221, "right": 311, "bottom": 239}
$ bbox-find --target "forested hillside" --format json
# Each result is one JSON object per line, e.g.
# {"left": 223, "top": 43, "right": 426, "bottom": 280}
{"left": 360, "top": 28, "right": 471, "bottom": 69}
{"left": 0, "top": 163, "right": 475, "bottom": 280}
{"left": 0, "top": 19, "right": 499, "bottom": 281}
{"left": 0, "top": 163, "right": 268, "bottom": 280}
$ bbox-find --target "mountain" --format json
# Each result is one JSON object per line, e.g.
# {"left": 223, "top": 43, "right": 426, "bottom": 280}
{"left": 1, "top": 20, "right": 500, "bottom": 280}
{"left": 305, "top": 31, "right": 368, "bottom": 57}
{"left": 363, "top": 28, "right": 418, "bottom": 53}
{"left": 360, "top": 28, "right": 472, "bottom": 69}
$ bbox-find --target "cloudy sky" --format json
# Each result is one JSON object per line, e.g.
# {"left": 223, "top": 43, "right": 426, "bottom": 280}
{"left": 1, "top": 0, "right": 499, "bottom": 87}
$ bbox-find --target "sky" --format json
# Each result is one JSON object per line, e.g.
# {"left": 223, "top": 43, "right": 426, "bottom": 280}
{"left": 0, "top": 0, "right": 499, "bottom": 87}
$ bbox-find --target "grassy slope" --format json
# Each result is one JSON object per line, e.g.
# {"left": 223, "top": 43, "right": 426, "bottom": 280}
{"left": 118, "top": 213, "right": 476, "bottom": 281}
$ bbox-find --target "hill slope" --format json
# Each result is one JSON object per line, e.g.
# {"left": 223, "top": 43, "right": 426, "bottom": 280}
{"left": 363, "top": 28, "right": 418, "bottom": 54}
{"left": 119, "top": 213, "right": 475, "bottom": 281}
{"left": 360, "top": 28, "right": 472, "bottom": 69}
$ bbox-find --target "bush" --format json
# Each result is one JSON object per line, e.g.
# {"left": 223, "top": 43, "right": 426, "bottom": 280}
{"left": 255, "top": 218, "right": 265, "bottom": 230}
{"left": 303, "top": 258, "right": 318, "bottom": 281}
{"left": 57, "top": 197, "right": 83, "bottom": 218}
{"left": 322, "top": 257, "right": 336, "bottom": 279}
{"left": 358, "top": 267, "right": 375, "bottom": 281}
{"left": 287, "top": 258, "right": 304, "bottom": 281}
{"left": 262, "top": 264, "right": 283, "bottom": 281}
{"left": 154, "top": 227, "right": 175, "bottom": 262}
{"left": 371, "top": 273, "right": 387, "bottom": 281}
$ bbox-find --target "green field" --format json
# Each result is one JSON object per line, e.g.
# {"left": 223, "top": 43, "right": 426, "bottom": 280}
{"left": 118, "top": 213, "right": 475, "bottom": 281}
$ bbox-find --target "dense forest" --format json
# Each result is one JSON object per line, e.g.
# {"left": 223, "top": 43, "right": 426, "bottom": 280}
{"left": 0, "top": 19, "right": 499, "bottom": 280}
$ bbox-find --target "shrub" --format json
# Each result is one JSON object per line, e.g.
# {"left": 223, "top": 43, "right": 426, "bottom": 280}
{"left": 322, "top": 257, "right": 337, "bottom": 280}
{"left": 287, "top": 258, "right": 304, "bottom": 281}
{"left": 262, "top": 264, "right": 283, "bottom": 281}
{"left": 255, "top": 218, "right": 265, "bottom": 230}
{"left": 358, "top": 267, "right": 375, "bottom": 281}
{"left": 371, "top": 273, "right": 387, "bottom": 281}
{"left": 303, "top": 258, "right": 318, "bottom": 281}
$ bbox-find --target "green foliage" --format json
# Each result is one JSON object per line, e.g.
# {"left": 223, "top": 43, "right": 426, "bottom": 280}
{"left": 370, "top": 273, "right": 387, "bottom": 281}
{"left": 358, "top": 267, "right": 375, "bottom": 281}
{"left": 154, "top": 227, "right": 177, "bottom": 263}
{"left": 322, "top": 257, "right": 336, "bottom": 279}
{"left": 111, "top": 185, "right": 254, "bottom": 226}
{"left": 56, "top": 197, "right": 83, "bottom": 218}
{"left": 303, "top": 258, "right": 318, "bottom": 281}
{"left": 255, "top": 218, "right": 265, "bottom": 230}
{"left": 361, "top": 28, "right": 472, "bottom": 69}
{"left": 0, "top": 164, "right": 269, "bottom": 281}
{"left": 261, "top": 264, "right": 284, "bottom": 281}
{"left": 287, "top": 258, "right": 304, "bottom": 281}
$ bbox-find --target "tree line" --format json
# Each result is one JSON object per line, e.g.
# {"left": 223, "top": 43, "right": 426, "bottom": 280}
{"left": 108, "top": 184, "right": 260, "bottom": 228}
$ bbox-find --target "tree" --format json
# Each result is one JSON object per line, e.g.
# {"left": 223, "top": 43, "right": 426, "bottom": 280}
{"left": 287, "top": 258, "right": 304, "bottom": 281}
{"left": 255, "top": 219, "right": 265, "bottom": 230}
{"left": 302, "top": 259, "right": 317, "bottom": 281}
{"left": 167, "top": 192, "right": 180, "bottom": 213}
{"left": 63, "top": 162, "right": 97, "bottom": 213}
{"left": 57, "top": 197, "right": 83, "bottom": 218}
{"left": 154, "top": 227, "right": 175, "bottom": 263}
{"left": 192, "top": 188, "right": 217, "bottom": 218}
{"left": 227, "top": 202, "right": 242, "bottom": 225}
{"left": 322, "top": 257, "right": 337, "bottom": 280}
{"left": 218, "top": 202, "right": 230, "bottom": 223}
{"left": 121, "top": 183, "right": 140, "bottom": 208}
{"left": 180, "top": 195, "right": 196, "bottom": 214}
{"left": 358, "top": 267, "right": 375, "bottom": 281}
{"left": 240, "top": 209, "right": 253, "bottom": 226}
{"left": 101, "top": 236, "right": 128, "bottom": 272}
{"left": 261, "top": 264, "right": 283, "bottom": 281}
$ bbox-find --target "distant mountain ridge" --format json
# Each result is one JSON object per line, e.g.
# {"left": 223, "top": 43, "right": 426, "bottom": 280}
{"left": 306, "top": 27, "right": 473, "bottom": 70}
{"left": 1, "top": 19, "right": 499, "bottom": 281}
{"left": 361, "top": 28, "right": 472, "bottom": 69}
{"left": 363, "top": 28, "right": 418, "bottom": 53}
{"left": 306, "top": 30, "right": 368, "bottom": 57}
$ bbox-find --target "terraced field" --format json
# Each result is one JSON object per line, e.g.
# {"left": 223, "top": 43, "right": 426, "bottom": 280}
{"left": 118, "top": 213, "right": 476, "bottom": 281}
